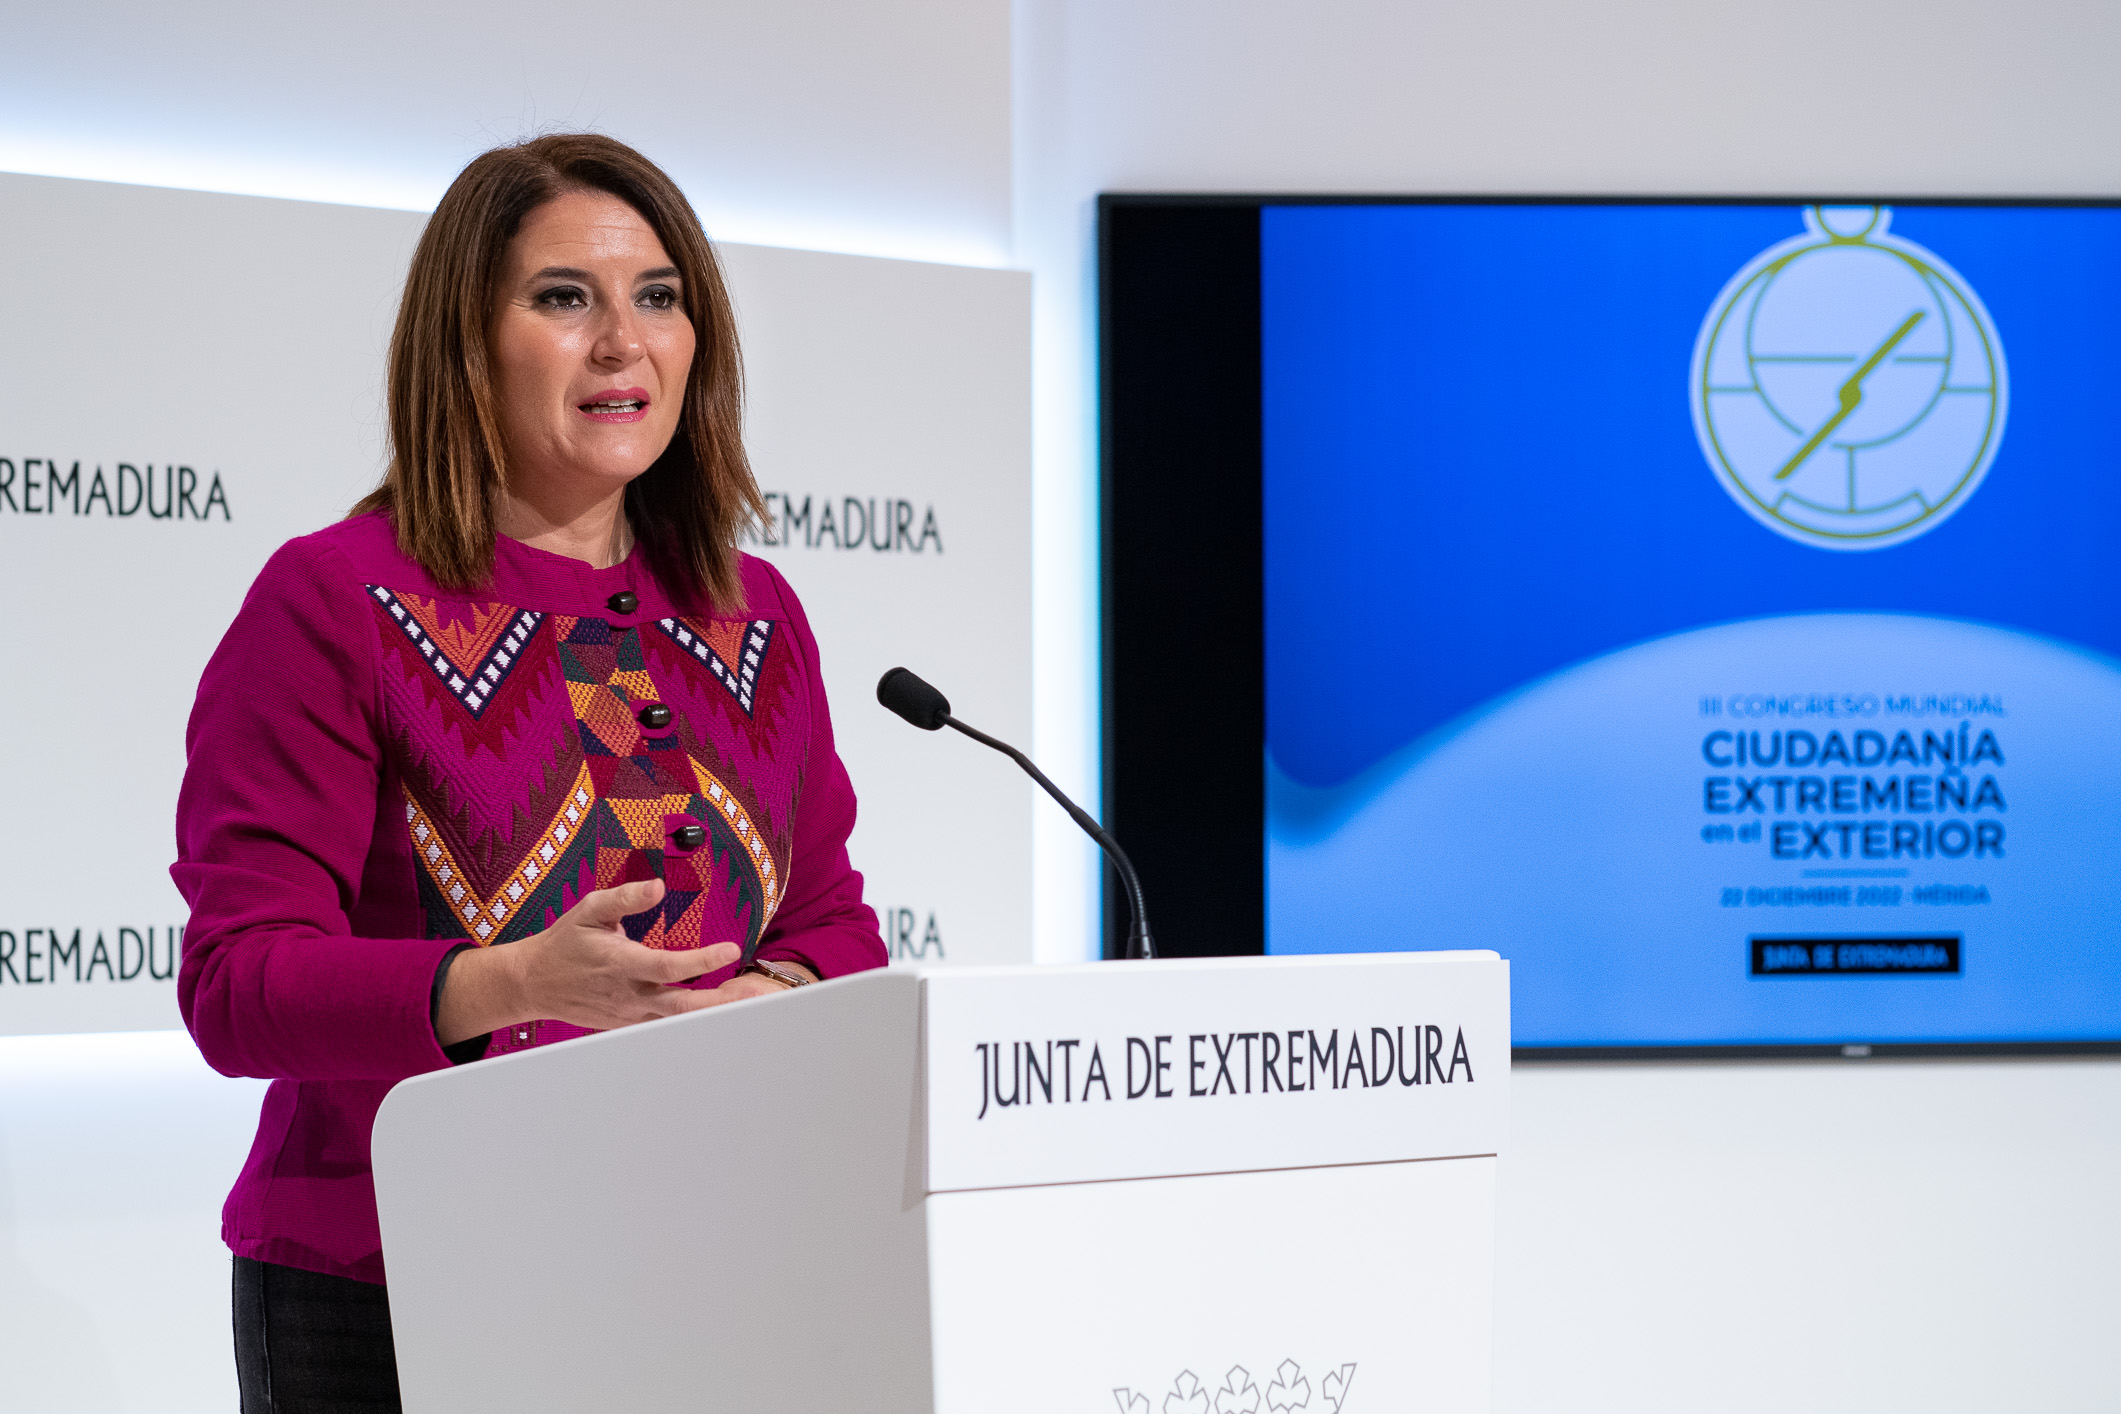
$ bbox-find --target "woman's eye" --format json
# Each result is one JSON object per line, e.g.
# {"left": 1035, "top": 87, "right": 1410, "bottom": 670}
{"left": 536, "top": 286, "right": 587, "bottom": 309}
{"left": 638, "top": 285, "right": 681, "bottom": 311}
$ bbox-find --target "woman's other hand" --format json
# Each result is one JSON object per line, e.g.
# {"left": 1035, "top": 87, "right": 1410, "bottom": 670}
{"left": 435, "top": 879, "right": 740, "bottom": 1044}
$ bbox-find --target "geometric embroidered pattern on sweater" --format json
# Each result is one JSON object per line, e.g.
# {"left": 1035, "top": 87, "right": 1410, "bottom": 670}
{"left": 555, "top": 613, "right": 779, "bottom": 951}
{"left": 691, "top": 756, "right": 782, "bottom": 921}
{"left": 379, "top": 589, "right": 795, "bottom": 967}
{"left": 404, "top": 762, "right": 595, "bottom": 943}
{"left": 367, "top": 585, "right": 544, "bottom": 720}
{"left": 654, "top": 617, "right": 774, "bottom": 716}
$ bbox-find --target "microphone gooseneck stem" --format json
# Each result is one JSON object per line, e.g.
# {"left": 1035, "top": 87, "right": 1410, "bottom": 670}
{"left": 943, "top": 715, "right": 1157, "bottom": 961}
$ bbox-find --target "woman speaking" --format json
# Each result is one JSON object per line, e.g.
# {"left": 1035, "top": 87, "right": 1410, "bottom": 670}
{"left": 173, "top": 134, "right": 886, "bottom": 1411}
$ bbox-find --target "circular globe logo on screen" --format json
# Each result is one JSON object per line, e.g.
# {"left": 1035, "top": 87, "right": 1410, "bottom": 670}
{"left": 1689, "top": 205, "right": 2007, "bottom": 551}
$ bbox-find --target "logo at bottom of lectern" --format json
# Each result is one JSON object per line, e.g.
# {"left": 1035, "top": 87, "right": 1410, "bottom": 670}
{"left": 1113, "top": 1360, "right": 1357, "bottom": 1413}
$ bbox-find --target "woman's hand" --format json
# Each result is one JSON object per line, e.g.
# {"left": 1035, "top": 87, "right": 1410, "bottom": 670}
{"left": 435, "top": 878, "right": 741, "bottom": 1044}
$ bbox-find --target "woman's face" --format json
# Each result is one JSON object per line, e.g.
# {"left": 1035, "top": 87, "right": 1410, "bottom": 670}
{"left": 490, "top": 189, "right": 697, "bottom": 508}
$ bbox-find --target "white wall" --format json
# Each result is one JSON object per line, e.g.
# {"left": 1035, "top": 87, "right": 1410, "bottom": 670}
{"left": 1502, "top": 1059, "right": 2121, "bottom": 1412}
{"left": 0, "top": 0, "right": 1010, "bottom": 266}
{"left": 1009, "top": 3, "right": 2121, "bottom": 1409}
{"left": 5, "top": 0, "right": 2121, "bottom": 1408}
{"left": 0, "top": 1034, "right": 268, "bottom": 1411}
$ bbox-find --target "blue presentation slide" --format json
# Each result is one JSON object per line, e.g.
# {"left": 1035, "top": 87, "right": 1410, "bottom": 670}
{"left": 1261, "top": 201, "right": 2121, "bottom": 1047}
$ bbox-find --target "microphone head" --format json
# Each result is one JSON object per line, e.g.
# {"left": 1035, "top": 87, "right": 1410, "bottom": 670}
{"left": 877, "top": 667, "right": 951, "bottom": 731}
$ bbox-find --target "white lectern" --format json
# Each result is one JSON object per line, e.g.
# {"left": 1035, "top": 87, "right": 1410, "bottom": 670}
{"left": 372, "top": 951, "right": 1508, "bottom": 1413}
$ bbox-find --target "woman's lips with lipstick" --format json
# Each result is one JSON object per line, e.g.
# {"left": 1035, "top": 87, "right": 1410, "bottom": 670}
{"left": 577, "top": 387, "right": 651, "bottom": 423}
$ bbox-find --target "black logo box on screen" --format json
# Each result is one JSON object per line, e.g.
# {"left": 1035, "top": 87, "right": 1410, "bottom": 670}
{"left": 1751, "top": 936, "right": 1962, "bottom": 977}
{"left": 0, "top": 458, "right": 230, "bottom": 519}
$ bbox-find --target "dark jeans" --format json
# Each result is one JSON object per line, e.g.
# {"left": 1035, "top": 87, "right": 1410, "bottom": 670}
{"left": 232, "top": 1256, "right": 402, "bottom": 1413}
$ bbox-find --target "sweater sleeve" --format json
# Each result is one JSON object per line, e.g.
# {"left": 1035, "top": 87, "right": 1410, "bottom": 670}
{"left": 172, "top": 538, "right": 463, "bottom": 1082}
{"left": 750, "top": 561, "right": 888, "bottom": 981}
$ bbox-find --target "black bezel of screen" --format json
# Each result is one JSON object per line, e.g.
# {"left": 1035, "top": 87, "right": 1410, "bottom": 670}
{"left": 1098, "top": 191, "right": 2121, "bottom": 1060}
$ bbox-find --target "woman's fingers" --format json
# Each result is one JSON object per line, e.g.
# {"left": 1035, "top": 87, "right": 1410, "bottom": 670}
{"left": 516, "top": 884, "right": 755, "bottom": 1030}
{"left": 570, "top": 878, "right": 666, "bottom": 928}
{"left": 647, "top": 941, "right": 742, "bottom": 984}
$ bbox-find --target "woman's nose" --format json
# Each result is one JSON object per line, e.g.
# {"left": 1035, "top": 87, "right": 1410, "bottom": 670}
{"left": 590, "top": 306, "right": 641, "bottom": 367}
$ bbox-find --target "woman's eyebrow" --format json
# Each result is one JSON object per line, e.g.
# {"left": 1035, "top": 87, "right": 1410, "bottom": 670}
{"left": 522, "top": 263, "right": 680, "bottom": 282}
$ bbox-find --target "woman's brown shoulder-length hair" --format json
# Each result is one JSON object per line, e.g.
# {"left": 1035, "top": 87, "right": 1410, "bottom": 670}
{"left": 355, "top": 132, "right": 763, "bottom": 610}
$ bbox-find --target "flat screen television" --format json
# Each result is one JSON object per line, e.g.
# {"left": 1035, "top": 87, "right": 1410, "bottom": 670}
{"left": 1100, "top": 195, "right": 2121, "bottom": 1056}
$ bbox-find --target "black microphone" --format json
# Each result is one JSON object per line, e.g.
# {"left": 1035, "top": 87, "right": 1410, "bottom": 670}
{"left": 877, "top": 667, "right": 1156, "bottom": 960}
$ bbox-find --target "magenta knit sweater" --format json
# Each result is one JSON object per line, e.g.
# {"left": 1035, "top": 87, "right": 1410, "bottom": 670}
{"left": 173, "top": 512, "right": 886, "bottom": 1284}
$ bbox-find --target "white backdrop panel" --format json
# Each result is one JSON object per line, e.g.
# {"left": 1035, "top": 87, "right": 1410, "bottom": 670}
{"left": 0, "top": 169, "right": 1033, "bottom": 1026}
{"left": 724, "top": 242, "right": 1033, "bottom": 971}
{"left": 0, "top": 172, "right": 417, "bottom": 1036}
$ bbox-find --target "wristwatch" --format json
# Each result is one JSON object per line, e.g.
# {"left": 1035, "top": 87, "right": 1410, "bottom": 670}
{"left": 744, "top": 958, "right": 814, "bottom": 989}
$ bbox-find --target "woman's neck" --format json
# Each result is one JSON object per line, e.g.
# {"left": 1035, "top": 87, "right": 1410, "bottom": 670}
{"left": 495, "top": 485, "right": 633, "bottom": 570}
